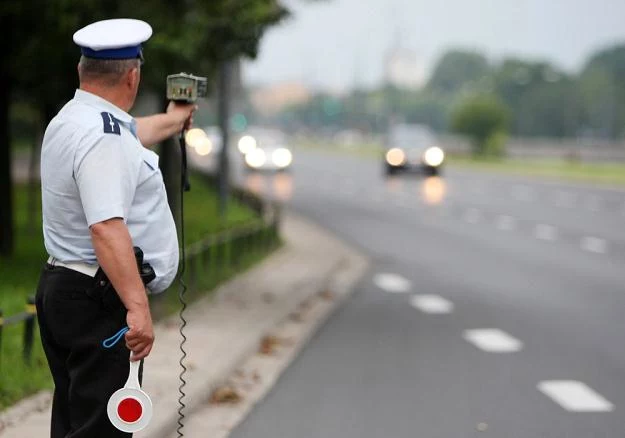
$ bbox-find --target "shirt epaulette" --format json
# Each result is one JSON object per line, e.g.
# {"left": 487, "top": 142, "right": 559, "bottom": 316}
{"left": 101, "top": 112, "right": 122, "bottom": 135}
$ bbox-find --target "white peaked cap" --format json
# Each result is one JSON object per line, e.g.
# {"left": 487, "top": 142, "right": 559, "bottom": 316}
{"left": 73, "top": 19, "right": 153, "bottom": 59}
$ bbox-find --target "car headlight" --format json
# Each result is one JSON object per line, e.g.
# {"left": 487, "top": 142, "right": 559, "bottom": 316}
{"left": 272, "top": 148, "right": 293, "bottom": 168}
{"left": 194, "top": 137, "right": 213, "bottom": 156}
{"left": 185, "top": 128, "right": 207, "bottom": 149}
{"left": 423, "top": 146, "right": 445, "bottom": 167}
{"left": 385, "top": 148, "right": 406, "bottom": 166}
{"left": 245, "top": 148, "right": 266, "bottom": 168}
{"left": 238, "top": 135, "right": 257, "bottom": 154}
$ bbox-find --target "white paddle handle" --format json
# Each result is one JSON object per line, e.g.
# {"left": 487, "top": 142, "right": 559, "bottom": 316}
{"left": 125, "top": 354, "right": 141, "bottom": 390}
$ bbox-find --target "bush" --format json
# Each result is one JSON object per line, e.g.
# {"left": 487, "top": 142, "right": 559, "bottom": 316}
{"left": 451, "top": 95, "right": 510, "bottom": 156}
{"left": 483, "top": 130, "right": 508, "bottom": 158}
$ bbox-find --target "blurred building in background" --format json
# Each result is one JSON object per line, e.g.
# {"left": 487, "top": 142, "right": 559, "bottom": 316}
{"left": 249, "top": 82, "right": 313, "bottom": 116}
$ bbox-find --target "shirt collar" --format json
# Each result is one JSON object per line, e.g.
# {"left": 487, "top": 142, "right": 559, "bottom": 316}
{"left": 73, "top": 89, "right": 134, "bottom": 124}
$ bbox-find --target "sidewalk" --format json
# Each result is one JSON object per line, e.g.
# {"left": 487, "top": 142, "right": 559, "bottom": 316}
{"left": 0, "top": 212, "right": 368, "bottom": 437}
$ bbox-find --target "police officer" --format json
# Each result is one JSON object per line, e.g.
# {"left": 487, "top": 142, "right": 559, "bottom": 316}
{"left": 36, "top": 19, "right": 195, "bottom": 437}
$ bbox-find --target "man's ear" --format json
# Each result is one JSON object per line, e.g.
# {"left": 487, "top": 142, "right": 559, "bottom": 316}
{"left": 127, "top": 67, "right": 139, "bottom": 89}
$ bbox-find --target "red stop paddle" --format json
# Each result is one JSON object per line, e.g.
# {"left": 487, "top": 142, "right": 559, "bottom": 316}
{"left": 107, "top": 354, "right": 153, "bottom": 432}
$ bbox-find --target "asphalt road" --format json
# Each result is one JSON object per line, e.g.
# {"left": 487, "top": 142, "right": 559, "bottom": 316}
{"left": 224, "top": 147, "right": 625, "bottom": 437}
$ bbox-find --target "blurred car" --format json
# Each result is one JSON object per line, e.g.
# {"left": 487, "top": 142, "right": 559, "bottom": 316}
{"left": 237, "top": 128, "right": 293, "bottom": 172}
{"left": 384, "top": 124, "right": 445, "bottom": 176}
{"left": 184, "top": 126, "right": 222, "bottom": 174}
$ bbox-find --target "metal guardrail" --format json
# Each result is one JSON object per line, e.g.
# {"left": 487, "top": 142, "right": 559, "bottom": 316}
{"left": 184, "top": 201, "right": 281, "bottom": 292}
{"left": 0, "top": 297, "right": 37, "bottom": 364}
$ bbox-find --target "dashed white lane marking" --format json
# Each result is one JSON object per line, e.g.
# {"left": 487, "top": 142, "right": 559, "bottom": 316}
{"left": 495, "top": 215, "right": 516, "bottom": 231}
{"left": 581, "top": 236, "right": 607, "bottom": 254}
{"left": 535, "top": 224, "right": 557, "bottom": 241}
{"left": 410, "top": 295, "right": 454, "bottom": 314}
{"left": 373, "top": 273, "right": 411, "bottom": 293}
{"left": 463, "top": 329, "right": 523, "bottom": 353}
{"left": 463, "top": 208, "right": 480, "bottom": 224}
{"left": 538, "top": 381, "right": 614, "bottom": 412}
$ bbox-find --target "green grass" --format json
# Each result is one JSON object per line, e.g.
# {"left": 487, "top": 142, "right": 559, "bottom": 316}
{"left": 180, "top": 174, "right": 257, "bottom": 243}
{"left": 447, "top": 155, "right": 625, "bottom": 186}
{"left": 0, "top": 173, "right": 268, "bottom": 409}
{"left": 0, "top": 183, "right": 57, "bottom": 408}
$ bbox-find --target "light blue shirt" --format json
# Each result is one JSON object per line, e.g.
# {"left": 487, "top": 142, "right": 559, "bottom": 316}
{"left": 41, "top": 89, "right": 179, "bottom": 293}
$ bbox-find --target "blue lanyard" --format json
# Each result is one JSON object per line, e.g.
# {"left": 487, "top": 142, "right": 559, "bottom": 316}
{"left": 102, "top": 326, "right": 129, "bottom": 348}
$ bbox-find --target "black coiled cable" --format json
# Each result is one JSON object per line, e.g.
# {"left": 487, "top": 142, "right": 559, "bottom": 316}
{"left": 177, "top": 132, "right": 190, "bottom": 437}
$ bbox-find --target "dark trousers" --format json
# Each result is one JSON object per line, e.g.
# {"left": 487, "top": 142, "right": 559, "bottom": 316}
{"left": 36, "top": 264, "right": 135, "bottom": 438}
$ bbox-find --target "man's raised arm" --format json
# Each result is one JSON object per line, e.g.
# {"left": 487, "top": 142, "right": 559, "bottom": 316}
{"left": 135, "top": 101, "right": 197, "bottom": 148}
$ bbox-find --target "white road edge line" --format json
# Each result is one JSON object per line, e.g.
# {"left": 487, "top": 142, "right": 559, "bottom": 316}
{"left": 581, "top": 236, "right": 607, "bottom": 254}
{"left": 535, "top": 224, "right": 557, "bottom": 241}
{"left": 410, "top": 295, "right": 454, "bottom": 314}
{"left": 463, "top": 329, "right": 523, "bottom": 353}
{"left": 373, "top": 273, "right": 411, "bottom": 293}
{"left": 538, "top": 381, "right": 614, "bottom": 412}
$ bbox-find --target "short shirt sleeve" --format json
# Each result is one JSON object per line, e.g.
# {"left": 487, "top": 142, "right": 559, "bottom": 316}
{"left": 74, "top": 131, "right": 141, "bottom": 226}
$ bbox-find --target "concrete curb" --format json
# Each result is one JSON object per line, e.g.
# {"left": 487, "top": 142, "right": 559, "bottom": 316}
{"left": 145, "top": 278, "right": 324, "bottom": 438}
{"left": 176, "top": 248, "right": 367, "bottom": 437}
{"left": 145, "top": 215, "right": 368, "bottom": 438}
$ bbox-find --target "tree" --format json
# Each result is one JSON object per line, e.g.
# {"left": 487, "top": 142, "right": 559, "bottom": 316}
{"left": 451, "top": 95, "right": 510, "bottom": 156}
{"left": 578, "top": 44, "right": 625, "bottom": 139}
{"left": 514, "top": 79, "right": 581, "bottom": 138}
{"left": 0, "top": 0, "right": 290, "bottom": 256}
{"left": 492, "top": 58, "right": 578, "bottom": 137}
{"left": 428, "top": 50, "right": 491, "bottom": 95}
{"left": 0, "top": 3, "right": 16, "bottom": 256}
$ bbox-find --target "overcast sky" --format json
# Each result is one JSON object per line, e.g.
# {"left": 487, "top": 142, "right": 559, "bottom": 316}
{"left": 243, "top": 0, "right": 625, "bottom": 91}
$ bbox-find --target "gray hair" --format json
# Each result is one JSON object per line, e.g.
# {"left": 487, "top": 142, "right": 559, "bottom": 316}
{"left": 78, "top": 56, "right": 140, "bottom": 86}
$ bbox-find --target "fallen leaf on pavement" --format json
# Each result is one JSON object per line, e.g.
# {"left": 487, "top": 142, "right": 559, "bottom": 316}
{"left": 259, "top": 335, "right": 282, "bottom": 355}
{"left": 289, "top": 311, "right": 304, "bottom": 322}
{"left": 319, "top": 290, "right": 335, "bottom": 300}
{"left": 209, "top": 386, "right": 242, "bottom": 405}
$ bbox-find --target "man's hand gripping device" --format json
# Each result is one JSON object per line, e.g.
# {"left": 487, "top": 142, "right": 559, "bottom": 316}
{"left": 166, "top": 73, "right": 208, "bottom": 192}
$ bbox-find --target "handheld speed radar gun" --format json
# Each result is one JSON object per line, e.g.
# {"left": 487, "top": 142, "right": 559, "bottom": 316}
{"left": 166, "top": 72, "right": 208, "bottom": 192}
{"left": 166, "top": 73, "right": 208, "bottom": 103}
